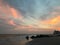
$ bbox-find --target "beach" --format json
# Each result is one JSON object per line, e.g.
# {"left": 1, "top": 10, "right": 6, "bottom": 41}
{"left": 26, "top": 37, "right": 60, "bottom": 45}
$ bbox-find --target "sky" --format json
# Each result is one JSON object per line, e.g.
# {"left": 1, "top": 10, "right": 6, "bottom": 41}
{"left": 0, "top": 0, "right": 60, "bottom": 34}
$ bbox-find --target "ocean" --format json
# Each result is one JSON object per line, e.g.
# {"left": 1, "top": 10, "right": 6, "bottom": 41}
{"left": 0, "top": 34, "right": 33, "bottom": 45}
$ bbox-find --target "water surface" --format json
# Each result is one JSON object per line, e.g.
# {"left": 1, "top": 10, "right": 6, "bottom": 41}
{"left": 0, "top": 34, "right": 32, "bottom": 45}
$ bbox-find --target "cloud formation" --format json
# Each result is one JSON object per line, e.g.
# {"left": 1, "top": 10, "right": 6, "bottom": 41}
{"left": 0, "top": 0, "right": 60, "bottom": 34}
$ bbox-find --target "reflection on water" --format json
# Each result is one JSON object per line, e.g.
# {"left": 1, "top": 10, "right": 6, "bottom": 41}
{"left": 0, "top": 34, "right": 32, "bottom": 45}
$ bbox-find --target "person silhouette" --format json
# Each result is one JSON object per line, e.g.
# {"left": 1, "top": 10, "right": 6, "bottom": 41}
{"left": 26, "top": 36, "right": 29, "bottom": 40}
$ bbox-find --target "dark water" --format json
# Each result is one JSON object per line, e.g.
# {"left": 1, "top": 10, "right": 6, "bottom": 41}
{"left": 0, "top": 34, "right": 32, "bottom": 45}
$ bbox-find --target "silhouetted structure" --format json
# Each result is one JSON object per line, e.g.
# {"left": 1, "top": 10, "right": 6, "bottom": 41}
{"left": 53, "top": 30, "right": 60, "bottom": 34}
{"left": 53, "top": 30, "right": 60, "bottom": 36}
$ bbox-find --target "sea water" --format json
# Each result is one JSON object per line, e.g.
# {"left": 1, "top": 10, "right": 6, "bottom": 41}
{"left": 0, "top": 34, "right": 32, "bottom": 45}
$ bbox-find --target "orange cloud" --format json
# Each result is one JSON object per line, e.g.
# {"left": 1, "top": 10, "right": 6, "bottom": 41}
{"left": 10, "top": 7, "right": 24, "bottom": 22}
{"left": 49, "top": 16, "right": 60, "bottom": 24}
{"left": 40, "top": 15, "right": 60, "bottom": 30}
{"left": 42, "top": 16, "right": 60, "bottom": 25}
{"left": 10, "top": 8, "right": 19, "bottom": 19}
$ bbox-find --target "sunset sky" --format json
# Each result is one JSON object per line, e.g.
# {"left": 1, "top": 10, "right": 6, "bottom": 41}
{"left": 0, "top": 0, "right": 60, "bottom": 34}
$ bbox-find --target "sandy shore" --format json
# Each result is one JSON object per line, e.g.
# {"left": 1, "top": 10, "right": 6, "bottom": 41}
{"left": 26, "top": 37, "right": 60, "bottom": 45}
